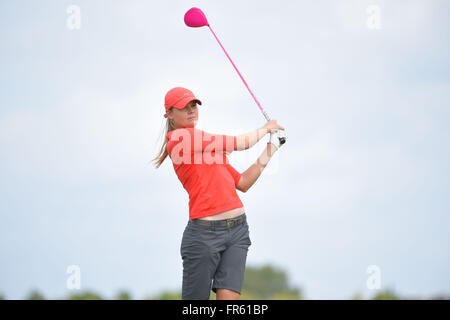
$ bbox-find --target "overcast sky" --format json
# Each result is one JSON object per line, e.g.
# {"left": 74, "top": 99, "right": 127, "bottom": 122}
{"left": 1, "top": 0, "right": 449, "bottom": 299}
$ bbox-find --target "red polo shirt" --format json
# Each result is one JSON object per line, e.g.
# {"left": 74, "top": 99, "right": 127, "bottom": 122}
{"left": 166, "top": 127, "right": 243, "bottom": 220}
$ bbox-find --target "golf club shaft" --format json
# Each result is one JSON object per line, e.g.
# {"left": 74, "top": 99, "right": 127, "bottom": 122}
{"left": 207, "top": 25, "right": 271, "bottom": 122}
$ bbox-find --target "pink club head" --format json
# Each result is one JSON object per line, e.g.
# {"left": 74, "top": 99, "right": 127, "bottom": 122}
{"left": 184, "top": 7, "right": 209, "bottom": 27}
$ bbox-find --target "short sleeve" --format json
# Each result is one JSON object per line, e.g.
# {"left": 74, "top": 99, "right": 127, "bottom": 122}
{"left": 166, "top": 127, "right": 236, "bottom": 154}
{"left": 202, "top": 130, "right": 236, "bottom": 153}
{"left": 225, "top": 163, "right": 242, "bottom": 186}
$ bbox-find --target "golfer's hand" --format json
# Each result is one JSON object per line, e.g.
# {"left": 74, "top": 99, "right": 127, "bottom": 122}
{"left": 269, "top": 129, "right": 286, "bottom": 150}
{"left": 263, "top": 120, "right": 284, "bottom": 133}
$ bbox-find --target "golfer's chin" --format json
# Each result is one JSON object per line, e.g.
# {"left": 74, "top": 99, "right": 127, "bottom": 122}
{"left": 185, "top": 119, "right": 198, "bottom": 128}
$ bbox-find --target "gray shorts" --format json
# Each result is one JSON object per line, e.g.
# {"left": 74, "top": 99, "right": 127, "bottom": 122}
{"left": 180, "top": 213, "right": 252, "bottom": 300}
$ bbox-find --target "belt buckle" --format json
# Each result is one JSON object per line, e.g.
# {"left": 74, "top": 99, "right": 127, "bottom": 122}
{"left": 226, "top": 220, "right": 234, "bottom": 228}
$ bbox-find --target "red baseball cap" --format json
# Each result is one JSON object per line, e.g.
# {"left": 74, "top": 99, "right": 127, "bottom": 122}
{"left": 164, "top": 87, "right": 202, "bottom": 118}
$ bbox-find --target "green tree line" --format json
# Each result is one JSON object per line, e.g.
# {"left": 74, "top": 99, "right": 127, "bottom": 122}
{"left": 0, "top": 264, "right": 447, "bottom": 300}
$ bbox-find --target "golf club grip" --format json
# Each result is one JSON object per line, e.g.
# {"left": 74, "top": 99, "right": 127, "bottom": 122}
{"left": 262, "top": 110, "right": 271, "bottom": 122}
{"left": 208, "top": 25, "right": 270, "bottom": 122}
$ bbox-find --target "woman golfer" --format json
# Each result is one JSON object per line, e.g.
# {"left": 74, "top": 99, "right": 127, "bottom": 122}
{"left": 153, "top": 87, "right": 285, "bottom": 300}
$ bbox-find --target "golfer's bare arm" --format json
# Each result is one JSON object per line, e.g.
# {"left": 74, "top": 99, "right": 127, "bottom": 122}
{"left": 236, "top": 142, "right": 277, "bottom": 193}
{"left": 235, "top": 127, "right": 268, "bottom": 151}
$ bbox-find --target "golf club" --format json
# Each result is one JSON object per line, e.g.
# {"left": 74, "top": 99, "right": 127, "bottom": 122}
{"left": 184, "top": 7, "right": 286, "bottom": 146}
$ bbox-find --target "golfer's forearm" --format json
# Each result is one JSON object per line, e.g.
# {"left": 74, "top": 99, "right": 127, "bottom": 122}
{"left": 240, "top": 143, "right": 277, "bottom": 192}
{"left": 235, "top": 127, "right": 268, "bottom": 151}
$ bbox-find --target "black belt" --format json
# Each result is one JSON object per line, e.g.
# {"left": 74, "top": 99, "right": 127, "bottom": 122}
{"left": 191, "top": 213, "right": 246, "bottom": 228}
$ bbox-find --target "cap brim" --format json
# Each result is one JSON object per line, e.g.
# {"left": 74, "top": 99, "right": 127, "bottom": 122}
{"left": 173, "top": 97, "right": 202, "bottom": 109}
